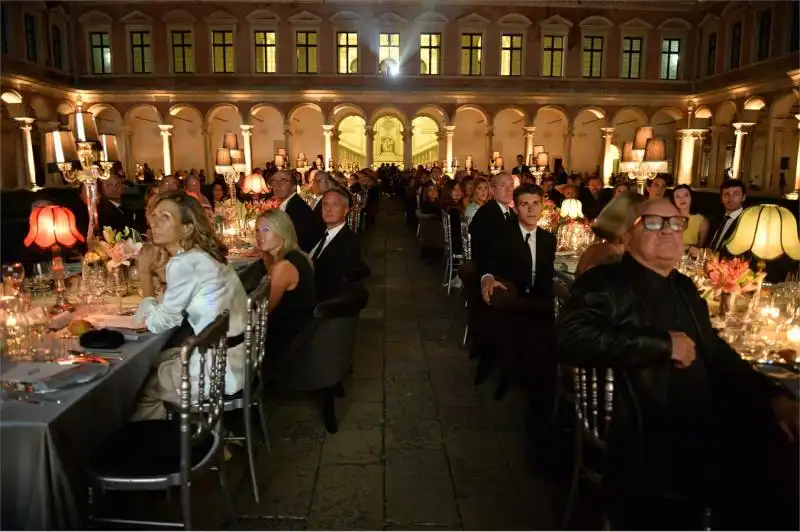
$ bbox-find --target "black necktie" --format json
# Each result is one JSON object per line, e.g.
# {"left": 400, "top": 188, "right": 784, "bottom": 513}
{"left": 503, "top": 211, "right": 510, "bottom": 221}
{"left": 312, "top": 231, "right": 328, "bottom": 261}
{"left": 712, "top": 215, "right": 731, "bottom": 250}
{"left": 524, "top": 233, "right": 536, "bottom": 285}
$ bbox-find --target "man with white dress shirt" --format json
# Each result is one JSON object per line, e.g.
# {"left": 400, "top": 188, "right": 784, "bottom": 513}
{"left": 310, "top": 188, "right": 370, "bottom": 302}
{"left": 707, "top": 179, "right": 746, "bottom": 254}
{"left": 270, "top": 170, "right": 324, "bottom": 252}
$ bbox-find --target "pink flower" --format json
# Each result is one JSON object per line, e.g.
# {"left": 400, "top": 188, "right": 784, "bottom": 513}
{"left": 101, "top": 238, "right": 143, "bottom": 270}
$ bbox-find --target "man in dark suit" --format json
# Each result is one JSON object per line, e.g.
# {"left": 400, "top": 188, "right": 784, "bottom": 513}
{"left": 580, "top": 175, "right": 609, "bottom": 220}
{"left": 309, "top": 188, "right": 370, "bottom": 302}
{"left": 270, "top": 170, "right": 324, "bottom": 252}
{"left": 97, "top": 175, "right": 145, "bottom": 233}
{"left": 511, "top": 154, "right": 527, "bottom": 175}
{"left": 707, "top": 179, "right": 746, "bottom": 255}
{"left": 479, "top": 184, "right": 557, "bottom": 413}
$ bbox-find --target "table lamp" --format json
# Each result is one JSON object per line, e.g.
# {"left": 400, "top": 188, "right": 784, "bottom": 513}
{"left": 560, "top": 199, "right": 584, "bottom": 220}
{"left": 240, "top": 173, "right": 268, "bottom": 195}
{"left": 726, "top": 204, "right": 800, "bottom": 312}
{"left": 23, "top": 202, "right": 85, "bottom": 313}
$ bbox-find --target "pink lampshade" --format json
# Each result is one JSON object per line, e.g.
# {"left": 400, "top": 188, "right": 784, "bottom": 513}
{"left": 222, "top": 132, "right": 239, "bottom": 150}
{"left": 241, "top": 173, "right": 268, "bottom": 195}
{"left": 633, "top": 127, "right": 654, "bottom": 151}
{"left": 24, "top": 204, "right": 85, "bottom": 249}
{"left": 229, "top": 149, "right": 245, "bottom": 166}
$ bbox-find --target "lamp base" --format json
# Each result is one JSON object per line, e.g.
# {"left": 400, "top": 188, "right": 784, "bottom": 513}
{"left": 49, "top": 291, "right": 75, "bottom": 315}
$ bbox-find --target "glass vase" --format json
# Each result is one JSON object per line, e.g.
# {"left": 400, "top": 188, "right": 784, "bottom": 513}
{"left": 719, "top": 292, "right": 737, "bottom": 320}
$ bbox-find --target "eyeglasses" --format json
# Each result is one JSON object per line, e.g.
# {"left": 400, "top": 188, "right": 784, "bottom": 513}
{"left": 636, "top": 215, "right": 688, "bottom": 232}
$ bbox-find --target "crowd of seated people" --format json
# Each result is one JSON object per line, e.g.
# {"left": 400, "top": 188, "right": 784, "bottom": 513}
{"left": 394, "top": 161, "right": 798, "bottom": 530}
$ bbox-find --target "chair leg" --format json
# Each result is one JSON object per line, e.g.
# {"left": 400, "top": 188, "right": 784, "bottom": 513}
{"left": 181, "top": 475, "right": 193, "bottom": 531}
{"left": 215, "top": 462, "right": 239, "bottom": 530}
{"left": 561, "top": 419, "right": 583, "bottom": 530}
{"left": 332, "top": 381, "right": 346, "bottom": 398}
{"left": 321, "top": 388, "right": 338, "bottom": 434}
{"left": 461, "top": 322, "right": 470, "bottom": 348}
{"left": 243, "top": 403, "right": 260, "bottom": 503}
{"left": 446, "top": 257, "right": 453, "bottom": 295}
{"left": 256, "top": 399, "right": 272, "bottom": 453}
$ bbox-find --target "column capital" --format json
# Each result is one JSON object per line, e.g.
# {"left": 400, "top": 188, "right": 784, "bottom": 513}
{"left": 732, "top": 122, "right": 755, "bottom": 133}
{"left": 365, "top": 128, "right": 375, "bottom": 138}
{"left": 677, "top": 128, "right": 706, "bottom": 139}
{"left": 14, "top": 117, "right": 35, "bottom": 130}
{"left": 600, "top": 126, "right": 614, "bottom": 138}
{"left": 402, "top": 130, "right": 413, "bottom": 141}
{"left": 158, "top": 124, "right": 174, "bottom": 135}
{"left": 444, "top": 125, "right": 456, "bottom": 134}
{"left": 240, "top": 124, "right": 254, "bottom": 134}
{"left": 283, "top": 125, "right": 292, "bottom": 135}
{"left": 523, "top": 126, "right": 536, "bottom": 136}
{"left": 485, "top": 127, "right": 494, "bottom": 137}
{"left": 322, "top": 124, "right": 335, "bottom": 135}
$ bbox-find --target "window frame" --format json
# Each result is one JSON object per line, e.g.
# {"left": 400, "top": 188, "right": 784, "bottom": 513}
{"left": 659, "top": 38, "right": 682, "bottom": 80}
{"left": 128, "top": 29, "right": 153, "bottom": 74}
{"left": 619, "top": 20, "right": 650, "bottom": 80}
{"left": 294, "top": 30, "right": 319, "bottom": 74}
{"left": 500, "top": 33, "right": 523, "bottom": 76}
{"left": 541, "top": 34, "right": 566, "bottom": 77}
{"left": 50, "top": 24, "right": 65, "bottom": 70}
{"left": 419, "top": 32, "right": 442, "bottom": 76}
{"left": 789, "top": 1, "right": 800, "bottom": 54}
{"left": 621, "top": 36, "right": 643, "bottom": 79}
{"left": 378, "top": 32, "right": 401, "bottom": 75}
{"left": 1, "top": 7, "right": 10, "bottom": 55}
{"left": 459, "top": 32, "right": 483, "bottom": 76}
{"left": 210, "top": 29, "right": 236, "bottom": 74}
{"left": 705, "top": 32, "right": 717, "bottom": 77}
{"left": 728, "top": 21, "right": 742, "bottom": 70}
{"left": 253, "top": 29, "right": 277, "bottom": 74}
{"left": 88, "top": 30, "right": 112, "bottom": 75}
{"left": 23, "top": 12, "right": 38, "bottom": 63}
{"left": 581, "top": 35, "right": 604, "bottom": 78}
{"left": 169, "top": 29, "right": 194, "bottom": 74}
{"left": 754, "top": 8, "right": 772, "bottom": 63}
{"left": 336, "top": 31, "right": 359, "bottom": 74}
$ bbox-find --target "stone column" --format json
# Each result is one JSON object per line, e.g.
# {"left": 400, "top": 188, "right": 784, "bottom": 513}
{"left": 436, "top": 131, "right": 445, "bottom": 164}
{"left": 676, "top": 129, "right": 698, "bottom": 185}
{"left": 331, "top": 130, "right": 340, "bottom": 167}
{"left": 158, "top": 124, "right": 174, "bottom": 176}
{"left": 322, "top": 124, "right": 334, "bottom": 170}
{"left": 523, "top": 126, "right": 536, "bottom": 164}
{"left": 693, "top": 131, "right": 706, "bottom": 187}
{"left": 760, "top": 123, "right": 777, "bottom": 190}
{"left": 707, "top": 125, "right": 729, "bottom": 188}
{"left": 402, "top": 129, "right": 413, "bottom": 171}
{"left": 444, "top": 125, "right": 456, "bottom": 172}
{"left": 768, "top": 124, "right": 786, "bottom": 194}
{"left": 731, "top": 122, "right": 754, "bottom": 180}
{"left": 240, "top": 124, "right": 254, "bottom": 175}
{"left": 203, "top": 126, "right": 214, "bottom": 182}
{"left": 794, "top": 114, "right": 800, "bottom": 193}
{"left": 485, "top": 127, "right": 494, "bottom": 171}
{"left": 15, "top": 117, "right": 37, "bottom": 189}
{"left": 37, "top": 121, "right": 59, "bottom": 186}
{"left": 122, "top": 125, "right": 135, "bottom": 181}
{"left": 600, "top": 127, "right": 614, "bottom": 186}
{"left": 365, "top": 127, "right": 375, "bottom": 169}
{"left": 564, "top": 125, "right": 574, "bottom": 171}
{"left": 283, "top": 125, "right": 292, "bottom": 164}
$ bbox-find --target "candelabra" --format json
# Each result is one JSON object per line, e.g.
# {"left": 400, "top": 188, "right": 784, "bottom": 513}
{"left": 45, "top": 109, "right": 119, "bottom": 242}
{"left": 215, "top": 133, "right": 247, "bottom": 201}
{"left": 489, "top": 152, "right": 504, "bottom": 175}
{"left": 530, "top": 148, "right": 549, "bottom": 186}
{"left": 619, "top": 128, "right": 667, "bottom": 194}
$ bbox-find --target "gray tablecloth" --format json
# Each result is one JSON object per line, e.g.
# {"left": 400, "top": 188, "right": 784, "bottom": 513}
{"left": 0, "top": 258, "right": 262, "bottom": 530}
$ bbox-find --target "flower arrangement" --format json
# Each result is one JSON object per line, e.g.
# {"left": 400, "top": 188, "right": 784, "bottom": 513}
{"left": 703, "top": 256, "right": 764, "bottom": 296}
{"left": 99, "top": 226, "right": 143, "bottom": 270}
{"left": 537, "top": 198, "right": 561, "bottom": 232}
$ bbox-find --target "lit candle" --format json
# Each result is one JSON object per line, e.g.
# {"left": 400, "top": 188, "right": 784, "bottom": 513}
{"left": 787, "top": 325, "right": 800, "bottom": 344}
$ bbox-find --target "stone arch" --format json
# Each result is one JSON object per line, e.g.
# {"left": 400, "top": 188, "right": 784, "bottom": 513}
{"left": 611, "top": 106, "right": 648, "bottom": 128}
{"left": 769, "top": 91, "right": 799, "bottom": 119}
{"left": 714, "top": 100, "right": 738, "bottom": 125}
{"left": 338, "top": 115, "right": 366, "bottom": 169}
{"left": 651, "top": 107, "right": 683, "bottom": 123}
{"left": 125, "top": 103, "right": 164, "bottom": 174}
{"left": 493, "top": 108, "right": 527, "bottom": 165}
{"left": 412, "top": 105, "right": 449, "bottom": 128}
{"left": 29, "top": 97, "right": 53, "bottom": 120}
{"left": 535, "top": 105, "right": 570, "bottom": 125}
{"left": 573, "top": 106, "right": 606, "bottom": 127}
{"left": 455, "top": 104, "right": 490, "bottom": 126}
{"left": 493, "top": 106, "right": 528, "bottom": 126}
{"left": 373, "top": 116, "right": 404, "bottom": 167}
{"left": 370, "top": 106, "right": 408, "bottom": 131}
{"left": 0, "top": 89, "right": 23, "bottom": 104}
{"left": 250, "top": 103, "right": 286, "bottom": 170}
{"left": 533, "top": 107, "right": 569, "bottom": 171}
{"left": 204, "top": 103, "right": 242, "bottom": 127}
{"left": 287, "top": 102, "right": 323, "bottom": 124}
{"left": 168, "top": 104, "right": 205, "bottom": 175}
{"left": 650, "top": 108, "right": 680, "bottom": 169}
{"left": 330, "top": 103, "right": 367, "bottom": 128}
{"left": 572, "top": 108, "right": 606, "bottom": 174}
{"left": 743, "top": 95, "right": 767, "bottom": 111}
{"left": 411, "top": 116, "right": 439, "bottom": 168}
{"left": 124, "top": 103, "right": 163, "bottom": 125}
{"left": 290, "top": 103, "right": 324, "bottom": 164}
{"left": 694, "top": 106, "right": 713, "bottom": 119}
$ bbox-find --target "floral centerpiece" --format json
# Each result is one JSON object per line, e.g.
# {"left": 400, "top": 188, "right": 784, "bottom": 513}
{"left": 537, "top": 198, "right": 561, "bottom": 232}
{"left": 703, "top": 256, "right": 764, "bottom": 318}
{"left": 98, "top": 226, "right": 144, "bottom": 270}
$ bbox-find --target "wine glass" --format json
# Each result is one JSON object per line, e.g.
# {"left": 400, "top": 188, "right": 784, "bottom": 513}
{"left": 2, "top": 263, "right": 25, "bottom": 296}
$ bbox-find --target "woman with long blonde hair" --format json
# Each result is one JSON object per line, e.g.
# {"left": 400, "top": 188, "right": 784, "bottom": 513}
{"left": 464, "top": 177, "right": 490, "bottom": 221}
{"left": 254, "top": 209, "right": 316, "bottom": 358}
{"left": 132, "top": 191, "right": 248, "bottom": 420}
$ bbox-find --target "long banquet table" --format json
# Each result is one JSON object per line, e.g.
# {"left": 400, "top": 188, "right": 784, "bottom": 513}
{"left": 0, "top": 257, "right": 263, "bottom": 530}
{"left": 553, "top": 256, "right": 800, "bottom": 397}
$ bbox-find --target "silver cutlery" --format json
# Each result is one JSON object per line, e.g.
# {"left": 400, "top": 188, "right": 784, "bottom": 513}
{"left": 68, "top": 350, "right": 123, "bottom": 360}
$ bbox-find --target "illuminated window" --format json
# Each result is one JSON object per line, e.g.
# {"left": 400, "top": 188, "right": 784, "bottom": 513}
{"left": 419, "top": 33, "right": 441, "bottom": 75}
{"left": 460, "top": 33, "right": 482, "bottom": 76}
{"left": 500, "top": 34, "right": 522, "bottom": 76}
{"left": 660, "top": 38, "right": 680, "bottom": 80}
{"left": 254, "top": 31, "right": 276, "bottom": 73}
{"left": 621, "top": 37, "right": 641, "bottom": 79}
{"left": 89, "top": 32, "right": 111, "bottom": 74}
{"left": 379, "top": 33, "right": 399, "bottom": 74}
{"left": 337, "top": 32, "right": 358, "bottom": 74}
{"left": 130, "top": 31, "right": 152, "bottom": 73}
{"left": 212, "top": 30, "right": 234, "bottom": 73}
{"left": 582, "top": 36, "right": 603, "bottom": 78}
{"left": 542, "top": 35, "right": 564, "bottom": 77}
{"left": 172, "top": 31, "right": 192, "bottom": 73}
{"left": 296, "top": 31, "right": 318, "bottom": 73}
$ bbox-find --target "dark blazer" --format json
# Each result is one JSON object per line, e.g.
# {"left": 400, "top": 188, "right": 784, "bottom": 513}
{"left": 285, "top": 194, "right": 324, "bottom": 253}
{"left": 313, "top": 198, "right": 324, "bottom": 227}
{"left": 481, "top": 222, "right": 556, "bottom": 303}
{"left": 312, "top": 226, "right": 370, "bottom": 302}
{"left": 468, "top": 200, "right": 517, "bottom": 275}
{"left": 706, "top": 212, "right": 741, "bottom": 254}
{"left": 97, "top": 198, "right": 144, "bottom": 234}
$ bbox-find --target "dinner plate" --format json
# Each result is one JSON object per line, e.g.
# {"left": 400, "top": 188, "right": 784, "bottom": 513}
{"left": 2, "top": 357, "right": 110, "bottom": 394}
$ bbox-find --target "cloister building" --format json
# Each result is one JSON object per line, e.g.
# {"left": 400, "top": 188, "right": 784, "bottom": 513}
{"left": 1, "top": 0, "right": 798, "bottom": 195}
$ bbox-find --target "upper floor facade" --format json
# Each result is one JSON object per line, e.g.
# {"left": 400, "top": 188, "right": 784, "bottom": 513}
{"left": 1, "top": 0, "right": 798, "bottom": 97}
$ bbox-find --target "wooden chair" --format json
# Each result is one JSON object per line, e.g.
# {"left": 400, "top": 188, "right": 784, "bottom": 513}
{"left": 87, "top": 311, "right": 236, "bottom": 530}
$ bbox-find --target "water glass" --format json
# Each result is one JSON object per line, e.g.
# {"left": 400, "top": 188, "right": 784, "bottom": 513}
{"left": 2, "top": 263, "right": 25, "bottom": 296}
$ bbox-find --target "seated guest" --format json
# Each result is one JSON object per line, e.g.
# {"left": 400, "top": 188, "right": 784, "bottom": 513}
{"left": 441, "top": 180, "right": 464, "bottom": 256}
{"left": 671, "top": 184, "right": 708, "bottom": 254}
{"left": 464, "top": 177, "right": 490, "bottom": 221}
{"left": 158, "top": 175, "right": 181, "bottom": 193}
{"left": 646, "top": 175, "right": 666, "bottom": 199}
{"left": 184, "top": 174, "right": 214, "bottom": 222}
{"left": 132, "top": 192, "right": 248, "bottom": 420}
{"left": 469, "top": 173, "right": 516, "bottom": 272}
{"left": 310, "top": 188, "right": 370, "bottom": 302}
{"left": 614, "top": 182, "right": 630, "bottom": 197}
{"left": 707, "top": 179, "right": 745, "bottom": 254}
{"left": 270, "top": 170, "right": 324, "bottom": 252}
{"left": 576, "top": 192, "right": 646, "bottom": 277}
{"left": 555, "top": 198, "right": 799, "bottom": 530}
{"left": 210, "top": 180, "right": 228, "bottom": 207}
{"left": 511, "top": 154, "right": 527, "bottom": 175}
{"left": 542, "top": 175, "right": 564, "bottom": 207}
{"left": 98, "top": 174, "right": 145, "bottom": 233}
{"left": 561, "top": 184, "right": 579, "bottom": 200}
{"left": 479, "top": 184, "right": 556, "bottom": 416}
{"left": 418, "top": 181, "right": 443, "bottom": 262}
{"left": 580, "top": 176, "right": 609, "bottom": 220}
{"left": 254, "top": 209, "right": 316, "bottom": 358}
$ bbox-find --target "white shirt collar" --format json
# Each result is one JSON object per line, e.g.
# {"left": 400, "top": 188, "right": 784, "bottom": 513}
{"left": 279, "top": 192, "right": 297, "bottom": 212}
{"left": 519, "top": 224, "right": 537, "bottom": 239}
{"left": 496, "top": 200, "right": 509, "bottom": 214}
{"left": 726, "top": 207, "right": 744, "bottom": 220}
{"left": 311, "top": 222, "right": 346, "bottom": 257}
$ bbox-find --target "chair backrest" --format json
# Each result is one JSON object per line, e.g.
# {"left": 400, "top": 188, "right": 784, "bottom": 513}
{"left": 178, "top": 310, "right": 230, "bottom": 478}
{"left": 572, "top": 366, "right": 614, "bottom": 449}
{"left": 442, "top": 212, "right": 453, "bottom": 255}
{"left": 244, "top": 276, "right": 270, "bottom": 388}
{"left": 461, "top": 222, "right": 472, "bottom": 261}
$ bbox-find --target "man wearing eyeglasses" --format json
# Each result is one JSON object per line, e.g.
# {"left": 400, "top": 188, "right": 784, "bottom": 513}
{"left": 270, "top": 170, "right": 323, "bottom": 252}
{"left": 555, "top": 198, "right": 798, "bottom": 530}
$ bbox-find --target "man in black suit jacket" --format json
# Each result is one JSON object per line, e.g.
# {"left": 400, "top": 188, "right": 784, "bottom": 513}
{"left": 707, "top": 179, "right": 746, "bottom": 255}
{"left": 469, "top": 172, "right": 517, "bottom": 274}
{"left": 97, "top": 175, "right": 145, "bottom": 233}
{"left": 479, "top": 184, "right": 557, "bottom": 419}
{"left": 270, "top": 170, "right": 324, "bottom": 252}
{"left": 309, "top": 188, "right": 370, "bottom": 302}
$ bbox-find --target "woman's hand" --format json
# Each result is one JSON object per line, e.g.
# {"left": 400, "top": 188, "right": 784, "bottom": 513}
{"left": 137, "top": 243, "right": 165, "bottom": 275}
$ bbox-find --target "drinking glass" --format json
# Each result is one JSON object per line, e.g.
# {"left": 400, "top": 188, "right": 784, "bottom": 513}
{"left": 2, "top": 263, "right": 25, "bottom": 296}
